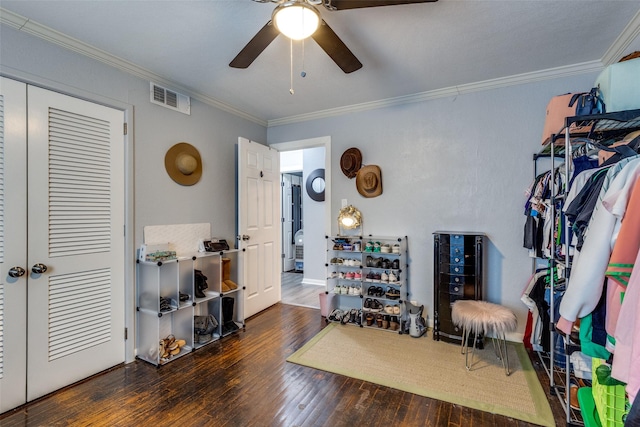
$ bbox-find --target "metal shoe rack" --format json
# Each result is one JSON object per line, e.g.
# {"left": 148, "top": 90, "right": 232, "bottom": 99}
{"left": 324, "top": 235, "right": 409, "bottom": 332}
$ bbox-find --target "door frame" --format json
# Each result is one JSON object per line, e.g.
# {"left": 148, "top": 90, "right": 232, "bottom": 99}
{"left": 1, "top": 71, "right": 137, "bottom": 364}
{"left": 270, "top": 136, "right": 332, "bottom": 277}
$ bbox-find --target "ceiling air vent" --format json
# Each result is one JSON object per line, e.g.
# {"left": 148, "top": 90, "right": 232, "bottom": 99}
{"left": 150, "top": 82, "right": 190, "bottom": 115}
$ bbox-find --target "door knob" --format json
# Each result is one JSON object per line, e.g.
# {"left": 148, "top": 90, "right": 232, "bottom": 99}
{"left": 32, "top": 263, "right": 48, "bottom": 274}
{"left": 237, "top": 235, "right": 250, "bottom": 241}
{"left": 8, "top": 266, "right": 26, "bottom": 278}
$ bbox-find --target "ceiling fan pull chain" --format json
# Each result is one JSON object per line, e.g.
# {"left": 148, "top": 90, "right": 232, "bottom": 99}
{"left": 290, "top": 38, "right": 295, "bottom": 95}
{"left": 301, "top": 38, "right": 307, "bottom": 78}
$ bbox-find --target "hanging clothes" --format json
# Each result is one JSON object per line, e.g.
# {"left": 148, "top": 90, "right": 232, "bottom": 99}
{"left": 558, "top": 155, "right": 640, "bottom": 336}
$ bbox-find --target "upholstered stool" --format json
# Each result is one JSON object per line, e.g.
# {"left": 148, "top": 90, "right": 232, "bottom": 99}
{"left": 451, "top": 300, "right": 517, "bottom": 375}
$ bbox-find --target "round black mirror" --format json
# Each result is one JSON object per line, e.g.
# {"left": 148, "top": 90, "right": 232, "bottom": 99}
{"left": 306, "top": 168, "right": 325, "bottom": 202}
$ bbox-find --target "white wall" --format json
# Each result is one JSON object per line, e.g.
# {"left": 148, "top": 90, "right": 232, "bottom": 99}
{"left": 280, "top": 150, "right": 303, "bottom": 173}
{"left": 267, "top": 73, "right": 600, "bottom": 338}
{"left": 301, "top": 147, "right": 326, "bottom": 285}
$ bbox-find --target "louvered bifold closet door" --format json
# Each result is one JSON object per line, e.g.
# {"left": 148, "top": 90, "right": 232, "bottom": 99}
{"left": 26, "top": 86, "right": 125, "bottom": 402}
{"left": 0, "top": 77, "right": 28, "bottom": 414}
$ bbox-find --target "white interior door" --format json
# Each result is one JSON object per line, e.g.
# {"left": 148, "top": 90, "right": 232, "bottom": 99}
{"left": 238, "top": 137, "right": 280, "bottom": 318}
{"left": 0, "top": 77, "right": 29, "bottom": 413}
{"left": 26, "top": 85, "right": 125, "bottom": 401}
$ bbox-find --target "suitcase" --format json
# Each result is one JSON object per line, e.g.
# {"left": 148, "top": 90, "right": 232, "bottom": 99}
{"left": 595, "top": 57, "right": 640, "bottom": 112}
{"left": 541, "top": 93, "right": 590, "bottom": 145}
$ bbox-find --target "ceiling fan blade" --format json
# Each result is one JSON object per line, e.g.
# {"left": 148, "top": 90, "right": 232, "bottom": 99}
{"left": 311, "top": 20, "right": 362, "bottom": 74}
{"left": 326, "top": 0, "right": 436, "bottom": 10}
{"left": 229, "top": 21, "right": 280, "bottom": 69}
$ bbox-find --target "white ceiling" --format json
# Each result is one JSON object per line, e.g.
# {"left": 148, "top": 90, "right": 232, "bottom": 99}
{"left": 2, "top": 1, "right": 640, "bottom": 126}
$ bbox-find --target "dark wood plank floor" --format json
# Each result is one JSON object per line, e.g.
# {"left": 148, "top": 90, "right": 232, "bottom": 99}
{"left": 0, "top": 304, "right": 565, "bottom": 426}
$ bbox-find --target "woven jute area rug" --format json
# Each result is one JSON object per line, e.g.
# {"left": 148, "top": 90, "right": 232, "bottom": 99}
{"left": 287, "top": 323, "right": 554, "bottom": 427}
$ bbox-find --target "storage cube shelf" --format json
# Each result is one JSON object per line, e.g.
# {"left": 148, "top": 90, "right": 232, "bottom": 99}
{"left": 136, "top": 250, "right": 244, "bottom": 366}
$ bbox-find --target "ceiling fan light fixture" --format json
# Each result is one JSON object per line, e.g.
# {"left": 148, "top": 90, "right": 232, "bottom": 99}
{"left": 273, "top": 1, "right": 320, "bottom": 40}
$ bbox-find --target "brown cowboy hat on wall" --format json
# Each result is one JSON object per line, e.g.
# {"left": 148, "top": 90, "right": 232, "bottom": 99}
{"left": 356, "top": 165, "right": 382, "bottom": 198}
{"left": 165, "top": 142, "right": 202, "bottom": 186}
{"left": 340, "top": 147, "right": 362, "bottom": 179}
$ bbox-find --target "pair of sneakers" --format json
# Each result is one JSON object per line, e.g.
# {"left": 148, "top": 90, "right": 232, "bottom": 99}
{"left": 380, "top": 271, "right": 398, "bottom": 283}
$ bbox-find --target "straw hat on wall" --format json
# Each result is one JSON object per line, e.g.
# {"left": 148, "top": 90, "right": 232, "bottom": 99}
{"left": 165, "top": 142, "right": 202, "bottom": 186}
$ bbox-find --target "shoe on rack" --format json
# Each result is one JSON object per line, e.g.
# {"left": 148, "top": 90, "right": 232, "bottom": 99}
{"left": 376, "top": 314, "right": 384, "bottom": 327}
{"left": 341, "top": 285, "right": 349, "bottom": 295}
{"left": 365, "top": 241, "right": 374, "bottom": 252}
{"left": 383, "top": 315, "right": 390, "bottom": 329}
{"left": 392, "top": 244, "right": 400, "bottom": 254}
{"left": 393, "top": 305, "right": 401, "bottom": 315}
{"left": 341, "top": 310, "right": 350, "bottom": 325}
{"left": 390, "top": 316, "right": 399, "bottom": 331}
{"left": 568, "top": 380, "right": 580, "bottom": 410}
{"left": 381, "top": 243, "right": 391, "bottom": 253}
{"left": 381, "top": 271, "right": 389, "bottom": 283}
{"left": 354, "top": 270, "right": 362, "bottom": 280}
{"left": 384, "top": 305, "right": 394, "bottom": 314}
{"left": 366, "top": 271, "right": 375, "bottom": 282}
{"left": 366, "top": 313, "right": 374, "bottom": 326}
{"left": 375, "top": 286, "right": 385, "bottom": 297}
{"left": 373, "top": 273, "right": 382, "bottom": 283}
{"left": 386, "top": 288, "right": 400, "bottom": 300}
{"left": 388, "top": 272, "right": 397, "bottom": 283}
{"left": 328, "top": 309, "right": 342, "bottom": 322}
{"left": 363, "top": 298, "right": 373, "bottom": 311}
{"left": 333, "top": 285, "right": 342, "bottom": 294}
{"left": 374, "top": 242, "right": 381, "bottom": 252}
{"left": 391, "top": 259, "right": 400, "bottom": 269}
{"left": 371, "top": 299, "right": 383, "bottom": 312}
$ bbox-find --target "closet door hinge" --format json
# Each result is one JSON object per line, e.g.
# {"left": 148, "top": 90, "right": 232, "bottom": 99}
{"left": 124, "top": 327, "right": 128, "bottom": 340}
{"left": 123, "top": 123, "right": 128, "bottom": 135}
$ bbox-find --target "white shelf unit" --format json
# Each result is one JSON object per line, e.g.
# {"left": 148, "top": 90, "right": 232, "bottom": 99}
{"left": 136, "top": 250, "right": 244, "bottom": 366}
{"left": 324, "top": 235, "right": 409, "bottom": 332}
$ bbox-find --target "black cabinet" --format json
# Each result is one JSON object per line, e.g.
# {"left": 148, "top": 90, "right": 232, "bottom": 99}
{"left": 433, "top": 232, "right": 484, "bottom": 343}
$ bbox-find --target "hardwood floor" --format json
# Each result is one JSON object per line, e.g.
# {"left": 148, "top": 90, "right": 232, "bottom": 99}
{"left": 0, "top": 304, "right": 565, "bottom": 427}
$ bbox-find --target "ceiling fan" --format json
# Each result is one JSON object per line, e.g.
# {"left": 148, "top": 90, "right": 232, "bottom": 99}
{"left": 229, "top": 0, "right": 438, "bottom": 74}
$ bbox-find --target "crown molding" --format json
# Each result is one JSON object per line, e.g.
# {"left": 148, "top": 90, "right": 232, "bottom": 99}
{"left": 0, "top": 7, "right": 267, "bottom": 127}
{"left": 267, "top": 60, "right": 604, "bottom": 127}
{"left": 601, "top": 9, "right": 640, "bottom": 66}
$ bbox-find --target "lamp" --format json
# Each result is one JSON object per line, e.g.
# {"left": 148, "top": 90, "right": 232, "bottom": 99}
{"left": 337, "top": 205, "right": 362, "bottom": 236}
{"left": 272, "top": 1, "right": 320, "bottom": 40}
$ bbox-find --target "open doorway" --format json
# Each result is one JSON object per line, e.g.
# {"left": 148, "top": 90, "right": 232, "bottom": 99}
{"left": 272, "top": 137, "right": 332, "bottom": 309}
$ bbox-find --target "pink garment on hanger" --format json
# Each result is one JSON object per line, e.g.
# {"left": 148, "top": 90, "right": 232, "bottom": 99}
{"left": 604, "top": 176, "right": 640, "bottom": 336}
{"left": 612, "top": 246, "right": 640, "bottom": 403}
